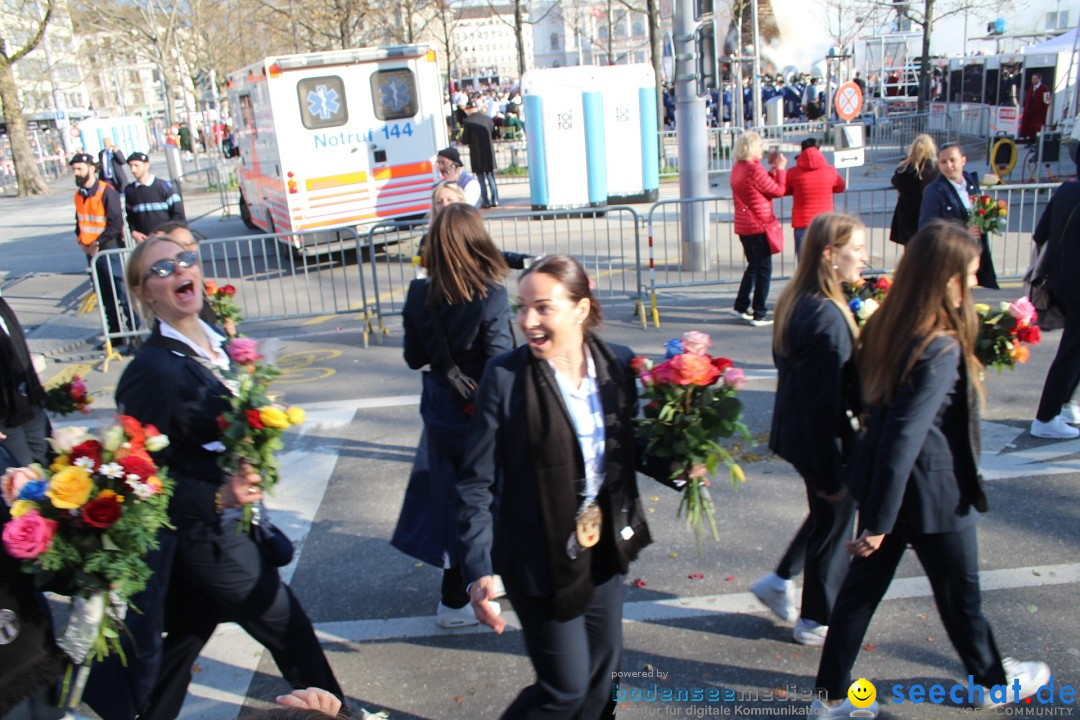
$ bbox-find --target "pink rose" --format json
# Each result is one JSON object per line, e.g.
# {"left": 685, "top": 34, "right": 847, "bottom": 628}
{"left": 2, "top": 509, "right": 58, "bottom": 559}
{"left": 226, "top": 337, "right": 262, "bottom": 365}
{"left": 681, "top": 331, "right": 712, "bottom": 356}
{"left": 1008, "top": 297, "right": 1037, "bottom": 326}
{"left": 723, "top": 367, "right": 747, "bottom": 391}
{"left": 2, "top": 465, "right": 46, "bottom": 507}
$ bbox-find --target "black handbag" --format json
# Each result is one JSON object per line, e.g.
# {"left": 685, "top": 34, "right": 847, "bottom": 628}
{"left": 429, "top": 311, "right": 478, "bottom": 413}
{"left": 1025, "top": 202, "right": 1078, "bottom": 332}
{"left": 253, "top": 520, "right": 295, "bottom": 567}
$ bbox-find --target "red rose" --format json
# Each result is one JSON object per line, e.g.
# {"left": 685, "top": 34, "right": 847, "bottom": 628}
{"left": 217, "top": 414, "right": 230, "bottom": 431}
{"left": 69, "top": 440, "right": 103, "bottom": 467}
{"left": 119, "top": 415, "right": 146, "bottom": 449}
{"left": 629, "top": 355, "right": 650, "bottom": 375}
{"left": 873, "top": 276, "right": 892, "bottom": 291}
{"left": 1018, "top": 324, "right": 1041, "bottom": 345}
{"left": 82, "top": 496, "right": 123, "bottom": 529}
{"left": 221, "top": 284, "right": 237, "bottom": 297}
{"left": 246, "top": 409, "right": 265, "bottom": 429}
{"left": 666, "top": 353, "right": 722, "bottom": 386}
{"left": 711, "top": 356, "right": 734, "bottom": 374}
{"left": 118, "top": 455, "right": 157, "bottom": 481}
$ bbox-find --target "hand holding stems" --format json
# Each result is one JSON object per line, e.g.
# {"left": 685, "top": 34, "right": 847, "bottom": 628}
{"left": 276, "top": 687, "right": 342, "bottom": 717}
{"left": 846, "top": 529, "right": 885, "bottom": 558}
{"left": 469, "top": 576, "right": 506, "bottom": 634}
{"left": 222, "top": 461, "right": 262, "bottom": 507}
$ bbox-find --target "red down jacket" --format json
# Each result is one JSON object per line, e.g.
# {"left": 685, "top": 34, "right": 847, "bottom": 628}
{"left": 731, "top": 160, "right": 786, "bottom": 236}
{"left": 784, "top": 146, "right": 846, "bottom": 229}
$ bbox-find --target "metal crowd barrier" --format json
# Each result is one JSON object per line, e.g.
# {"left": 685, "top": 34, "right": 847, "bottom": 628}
{"left": 659, "top": 127, "right": 745, "bottom": 178}
{"left": 175, "top": 164, "right": 236, "bottom": 221}
{"left": 457, "top": 140, "right": 530, "bottom": 184}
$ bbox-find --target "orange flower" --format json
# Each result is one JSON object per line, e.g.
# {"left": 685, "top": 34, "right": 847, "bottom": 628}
{"left": 1010, "top": 344, "right": 1030, "bottom": 363}
{"left": 204, "top": 280, "right": 219, "bottom": 295}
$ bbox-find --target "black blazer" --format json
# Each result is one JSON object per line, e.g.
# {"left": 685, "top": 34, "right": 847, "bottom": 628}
{"left": 115, "top": 326, "right": 233, "bottom": 526}
{"left": 457, "top": 341, "right": 676, "bottom": 597}
{"left": 1033, "top": 180, "right": 1080, "bottom": 306}
{"left": 918, "top": 170, "right": 979, "bottom": 230}
{"left": 890, "top": 162, "right": 937, "bottom": 244}
{"left": 846, "top": 336, "right": 984, "bottom": 536}
{"left": 769, "top": 294, "right": 855, "bottom": 493}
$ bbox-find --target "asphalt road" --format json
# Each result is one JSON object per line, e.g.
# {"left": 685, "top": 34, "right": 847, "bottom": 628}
{"left": 1, "top": 167, "right": 1078, "bottom": 720}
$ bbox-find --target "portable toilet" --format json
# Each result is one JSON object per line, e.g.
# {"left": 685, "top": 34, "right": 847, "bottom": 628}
{"left": 594, "top": 63, "right": 660, "bottom": 204}
{"left": 521, "top": 66, "right": 606, "bottom": 211}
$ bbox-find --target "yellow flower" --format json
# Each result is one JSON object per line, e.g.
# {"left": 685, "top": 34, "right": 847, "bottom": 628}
{"left": 285, "top": 406, "right": 306, "bottom": 425}
{"left": 731, "top": 464, "right": 746, "bottom": 485}
{"left": 975, "top": 303, "right": 991, "bottom": 314}
{"left": 96, "top": 488, "right": 124, "bottom": 504}
{"left": 50, "top": 455, "right": 71, "bottom": 473}
{"left": 45, "top": 466, "right": 95, "bottom": 509}
{"left": 10, "top": 499, "right": 39, "bottom": 517}
{"left": 258, "top": 406, "right": 291, "bottom": 429}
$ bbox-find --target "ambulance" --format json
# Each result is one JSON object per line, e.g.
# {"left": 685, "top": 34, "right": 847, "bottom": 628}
{"left": 226, "top": 45, "right": 447, "bottom": 252}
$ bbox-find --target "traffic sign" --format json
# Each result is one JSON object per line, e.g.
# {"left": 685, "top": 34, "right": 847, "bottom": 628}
{"left": 834, "top": 81, "right": 863, "bottom": 121}
{"left": 833, "top": 148, "right": 865, "bottom": 169}
{"left": 55, "top": 109, "right": 66, "bottom": 121}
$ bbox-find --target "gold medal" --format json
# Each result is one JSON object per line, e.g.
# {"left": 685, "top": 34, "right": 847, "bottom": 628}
{"left": 575, "top": 501, "right": 602, "bottom": 549}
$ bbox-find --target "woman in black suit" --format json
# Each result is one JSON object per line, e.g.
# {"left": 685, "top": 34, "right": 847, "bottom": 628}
{"left": 392, "top": 203, "right": 514, "bottom": 628}
{"left": 457, "top": 255, "right": 686, "bottom": 719}
{"left": 811, "top": 221, "right": 1047, "bottom": 718}
{"left": 889, "top": 133, "right": 938, "bottom": 245}
{"left": 756, "top": 214, "right": 866, "bottom": 646}
{"left": 918, "top": 142, "right": 999, "bottom": 288}
{"left": 85, "top": 236, "right": 341, "bottom": 720}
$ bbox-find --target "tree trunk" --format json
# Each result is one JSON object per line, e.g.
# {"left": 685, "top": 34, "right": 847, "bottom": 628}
{"left": 515, "top": 0, "right": 526, "bottom": 78}
{"left": 918, "top": 0, "right": 933, "bottom": 113}
{"left": 0, "top": 57, "right": 50, "bottom": 196}
{"left": 646, "top": 0, "right": 663, "bottom": 130}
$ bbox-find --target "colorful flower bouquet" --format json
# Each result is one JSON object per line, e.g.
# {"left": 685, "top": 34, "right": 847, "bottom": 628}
{"left": 1, "top": 417, "right": 172, "bottom": 681}
{"left": 205, "top": 280, "right": 242, "bottom": 336}
{"left": 217, "top": 338, "right": 305, "bottom": 530}
{"left": 43, "top": 375, "right": 93, "bottom": 416}
{"left": 969, "top": 195, "right": 1007, "bottom": 235}
{"left": 842, "top": 275, "right": 891, "bottom": 326}
{"left": 975, "top": 297, "right": 1041, "bottom": 373}
{"left": 632, "top": 331, "right": 751, "bottom": 552}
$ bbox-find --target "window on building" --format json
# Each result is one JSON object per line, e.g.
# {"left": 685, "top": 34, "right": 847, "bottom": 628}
{"left": 632, "top": 21, "right": 644, "bottom": 37}
{"left": 551, "top": 32, "right": 559, "bottom": 50}
{"left": 1045, "top": 11, "right": 1069, "bottom": 29}
{"left": 598, "top": 25, "right": 608, "bottom": 39}
{"left": 614, "top": 22, "right": 627, "bottom": 37}
{"left": 634, "top": 51, "right": 646, "bottom": 63}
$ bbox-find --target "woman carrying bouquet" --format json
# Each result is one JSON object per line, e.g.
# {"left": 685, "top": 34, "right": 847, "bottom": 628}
{"left": 810, "top": 221, "right": 1047, "bottom": 718}
{"left": 85, "top": 236, "right": 342, "bottom": 720}
{"left": 457, "top": 255, "right": 685, "bottom": 718}
{"left": 392, "top": 203, "right": 514, "bottom": 628}
{"left": 754, "top": 214, "right": 866, "bottom": 647}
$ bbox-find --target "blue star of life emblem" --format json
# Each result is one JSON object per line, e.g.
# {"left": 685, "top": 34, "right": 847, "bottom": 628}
{"left": 380, "top": 78, "right": 412, "bottom": 113}
{"left": 307, "top": 85, "right": 341, "bottom": 121}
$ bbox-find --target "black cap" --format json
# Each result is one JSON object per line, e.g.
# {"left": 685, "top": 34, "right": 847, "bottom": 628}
{"left": 127, "top": 152, "right": 150, "bottom": 164}
{"left": 69, "top": 152, "right": 95, "bottom": 166}
{"left": 437, "top": 147, "right": 462, "bottom": 166}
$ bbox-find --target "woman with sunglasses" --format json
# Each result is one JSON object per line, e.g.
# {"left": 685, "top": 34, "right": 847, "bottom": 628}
{"left": 84, "top": 236, "right": 342, "bottom": 720}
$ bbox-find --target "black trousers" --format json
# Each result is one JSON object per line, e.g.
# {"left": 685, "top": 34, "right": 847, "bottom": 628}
{"left": 775, "top": 515, "right": 812, "bottom": 579}
{"left": 781, "top": 484, "right": 856, "bottom": 625}
{"left": 735, "top": 234, "right": 772, "bottom": 320}
{"left": 976, "top": 233, "right": 999, "bottom": 290}
{"left": 502, "top": 574, "right": 622, "bottom": 720}
{"left": 1036, "top": 300, "right": 1080, "bottom": 422}
{"left": 816, "top": 524, "right": 1007, "bottom": 698}
{"left": 142, "top": 518, "right": 342, "bottom": 720}
{"left": 0, "top": 406, "right": 50, "bottom": 467}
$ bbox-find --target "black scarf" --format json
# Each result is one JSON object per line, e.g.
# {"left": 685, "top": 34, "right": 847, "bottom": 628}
{"left": 0, "top": 297, "right": 46, "bottom": 426}
{"left": 523, "top": 335, "right": 636, "bottom": 620}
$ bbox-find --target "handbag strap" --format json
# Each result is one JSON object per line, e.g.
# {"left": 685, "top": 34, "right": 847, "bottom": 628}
{"left": 427, "top": 308, "right": 467, "bottom": 378}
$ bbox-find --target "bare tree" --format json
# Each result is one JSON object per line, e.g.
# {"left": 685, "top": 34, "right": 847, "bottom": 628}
{"left": 0, "top": 0, "right": 53, "bottom": 195}
{"left": 483, "top": 0, "right": 560, "bottom": 78}
{"left": 255, "top": 0, "right": 377, "bottom": 51}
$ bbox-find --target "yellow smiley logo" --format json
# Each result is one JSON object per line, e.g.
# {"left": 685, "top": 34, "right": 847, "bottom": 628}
{"left": 847, "top": 678, "right": 877, "bottom": 709}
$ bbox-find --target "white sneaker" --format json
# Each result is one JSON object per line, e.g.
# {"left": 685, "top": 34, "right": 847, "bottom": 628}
{"left": 809, "top": 698, "right": 879, "bottom": 719}
{"left": 750, "top": 317, "right": 774, "bottom": 327}
{"left": 436, "top": 600, "right": 500, "bottom": 628}
{"left": 1060, "top": 402, "right": 1080, "bottom": 425}
{"left": 980, "top": 658, "right": 1051, "bottom": 708}
{"left": 730, "top": 308, "right": 753, "bottom": 321}
{"left": 793, "top": 617, "right": 828, "bottom": 646}
{"left": 750, "top": 572, "right": 797, "bottom": 623}
{"left": 1030, "top": 416, "right": 1080, "bottom": 439}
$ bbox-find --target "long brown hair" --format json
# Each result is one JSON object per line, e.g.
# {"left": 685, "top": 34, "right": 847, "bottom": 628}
{"left": 773, "top": 213, "right": 862, "bottom": 356}
{"left": 424, "top": 203, "right": 509, "bottom": 306}
{"left": 857, "top": 220, "right": 982, "bottom": 406}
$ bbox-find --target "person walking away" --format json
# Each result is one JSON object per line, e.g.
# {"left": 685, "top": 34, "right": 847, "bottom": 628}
{"left": 124, "top": 152, "right": 185, "bottom": 243}
{"left": 462, "top": 102, "right": 499, "bottom": 208}
{"left": 785, "top": 138, "right": 846, "bottom": 257}
{"left": 70, "top": 152, "right": 135, "bottom": 349}
{"left": 890, "top": 134, "right": 938, "bottom": 246}
{"left": 754, "top": 214, "right": 865, "bottom": 647}
{"left": 393, "top": 203, "right": 514, "bottom": 628}
{"left": 810, "top": 221, "right": 1049, "bottom": 718}
{"left": 730, "top": 131, "right": 787, "bottom": 326}
{"left": 918, "top": 142, "right": 999, "bottom": 288}
{"left": 1029, "top": 177, "right": 1080, "bottom": 439}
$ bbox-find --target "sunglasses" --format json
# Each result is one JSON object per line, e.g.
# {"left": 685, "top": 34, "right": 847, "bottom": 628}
{"left": 144, "top": 251, "right": 198, "bottom": 279}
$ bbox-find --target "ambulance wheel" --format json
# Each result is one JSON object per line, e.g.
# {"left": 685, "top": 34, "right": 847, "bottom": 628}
{"left": 239, "top": 192, "right": 259, "bottom": 231}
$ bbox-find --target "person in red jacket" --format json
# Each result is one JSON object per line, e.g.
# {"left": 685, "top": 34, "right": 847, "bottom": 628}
{"left": 730, "top": 131, "right": 787, "bottom": 326}
{"left": 1018, "top": 73, "right": 1050, "bottom": 142}
{"left": 785, "top": 138, "right": 846, "bottom": 257}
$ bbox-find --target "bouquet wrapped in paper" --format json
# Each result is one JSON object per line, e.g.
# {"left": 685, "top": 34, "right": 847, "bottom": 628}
{"left": 632, "top": 332, "right": 751, "bottom": 552}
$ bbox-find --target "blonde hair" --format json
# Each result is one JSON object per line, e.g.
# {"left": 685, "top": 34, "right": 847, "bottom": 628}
{"left": 897, "top": 133, "right": 938, "bottom": 180}
{"left": 773, "top": 213, "right": 863, "bottom": 356}
{"left": 734, "top": 131, "right": 763, "bottom": 162}
{"left": 429, "top": 181, "right": 467, "bottom": 222}
{"left": 125, "top": 235, "right": 187, "bottom": 325}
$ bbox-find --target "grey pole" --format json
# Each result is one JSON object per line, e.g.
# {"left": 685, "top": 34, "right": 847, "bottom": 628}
{"left": 750, "top": 0, "right": 763, "bottom": 128}
{"left": 674, "top": 0, "right": 710, "bottom": 271}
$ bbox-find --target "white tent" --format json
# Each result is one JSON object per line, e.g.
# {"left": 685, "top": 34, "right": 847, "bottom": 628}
{"left": 1024, "top": 26, "right": 1080, "bottom": 54}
